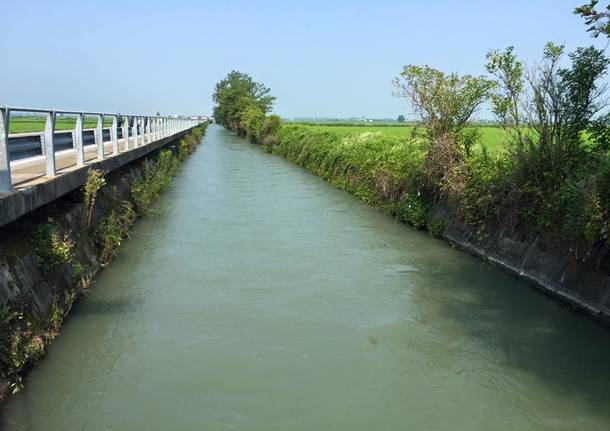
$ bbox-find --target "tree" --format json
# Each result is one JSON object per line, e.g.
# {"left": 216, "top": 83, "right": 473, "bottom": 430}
{"left": 487, "top": 43, "right": 609, "bottom": 180}
{"left": 397, "top": 114, "right": 406, "bottom": 123}
{"left": 486, "top": 46, "right": 525, "bottom": 143}
{"left": 575, "top": 1, "right": 610, "bottom": 38}
{"left": 393, "top": 65, "right": 493, "bottom": 150}
{"left": 393, "top": 65, "right": 493, "bottom": 196}
{"left": 212, "top": 71, "right": 275, "bottom": 129}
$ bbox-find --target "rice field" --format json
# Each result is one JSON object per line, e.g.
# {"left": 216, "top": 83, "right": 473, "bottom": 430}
{"left": 294, "top": 123, "right": 508, "bottom": 153}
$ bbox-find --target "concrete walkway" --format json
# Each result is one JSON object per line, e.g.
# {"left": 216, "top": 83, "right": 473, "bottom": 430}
{"left": 11, "top": 137, "right": 138, "bottom": 189}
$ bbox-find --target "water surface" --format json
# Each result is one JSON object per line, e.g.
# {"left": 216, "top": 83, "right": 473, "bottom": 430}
{"left": 2, "top": 125, "right": 610, "bottom": 430}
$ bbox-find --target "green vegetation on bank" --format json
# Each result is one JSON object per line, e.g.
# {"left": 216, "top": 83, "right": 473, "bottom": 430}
{"left": 213, "top": 17, "right": 610, "bottom": 275}
{"left": 0, "top": 123, "right": 208, "bottom": 397}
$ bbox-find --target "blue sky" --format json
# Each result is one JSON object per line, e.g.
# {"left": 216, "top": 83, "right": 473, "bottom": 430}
{"left": 0, "top": 0, "right": 606, "bottom": 119}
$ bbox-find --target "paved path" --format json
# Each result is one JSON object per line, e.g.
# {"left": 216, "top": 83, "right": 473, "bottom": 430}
{"left": 11, "top": 137, "right": 143, "bottom": 189}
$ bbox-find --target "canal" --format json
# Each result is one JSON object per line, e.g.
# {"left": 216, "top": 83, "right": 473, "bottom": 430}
{"left": 2, "top": 125, "right": 610, "bottom": 430}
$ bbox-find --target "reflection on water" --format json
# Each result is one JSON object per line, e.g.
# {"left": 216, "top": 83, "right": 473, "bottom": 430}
{"left": 2, "top": 125, "right": 610, "bottom": 431}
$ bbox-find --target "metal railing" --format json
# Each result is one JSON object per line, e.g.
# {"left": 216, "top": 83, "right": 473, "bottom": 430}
{"left": 0, "top": 106, "right": 203, "bottom": 193}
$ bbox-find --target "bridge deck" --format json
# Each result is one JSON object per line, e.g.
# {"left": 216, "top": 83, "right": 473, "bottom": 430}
{"left": 0, "top": 129, "right": 194, "bottom": 229}
{"left": 10, "top": 139, "right": 130, "bottom": 189}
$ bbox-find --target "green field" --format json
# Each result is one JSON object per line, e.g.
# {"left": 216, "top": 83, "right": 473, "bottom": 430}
{"left": 294, "top": 123, "right": 508, "bottom": 153}
{"left": 9, "top": 116, "right": 114, "bottom": 134}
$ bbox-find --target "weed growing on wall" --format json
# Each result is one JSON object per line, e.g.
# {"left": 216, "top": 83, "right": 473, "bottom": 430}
{"left": 131, "top": 150, "right": 178, "bottom": 214}
{"left": 96, "top": 201, "right": 136, "bottom": 265}
{"left": 31, "top": 222, "right": 74, "bottom": 277}
{"left": 83, "top": 169, "right": 106, "bottom": 227}
{"left": 0, "top": 307, "right": 45, "bottom": 393}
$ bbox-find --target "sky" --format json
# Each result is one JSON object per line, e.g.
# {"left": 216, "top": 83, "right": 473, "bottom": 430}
{"left": 0, "top": 0, "right": 607, "bottom": 119}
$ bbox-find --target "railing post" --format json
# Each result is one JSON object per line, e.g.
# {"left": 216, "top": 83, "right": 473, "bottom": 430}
{"left": 138, "top": 117, "right": 144, "bottom": 145}
{"left": 131, "top": 116, "right": 138, "bottom": 147}
{"left": 111, "top": 115, "right": 119, "bottom": 155}
{"left": 136, "top": 117, "right": 141, "bottom": 146}
{"left": 145, "top": 117, "right": 149, "bottom": 143}
{"left": 122, "top": 116, "right": 130, "bottom": 150}
{"left": 0, "top": 107, "right": 12, "bottom": 193}
{"left": 146, "top": 117, "right": 151, "bottom": 143}
{"left": 45, "top": 110, "right": 56, "bottom": 177}
{"left": 96, "top": 114, "right": 104, "bottom": 160}
{"left": 138, "top": 117, "right": 143, "bottom": 146}
{"left": 144, "top": 117, "right": 149, "bottom": 144}
{"left": 75, "top": 112, "right": 85, "bottom": 167}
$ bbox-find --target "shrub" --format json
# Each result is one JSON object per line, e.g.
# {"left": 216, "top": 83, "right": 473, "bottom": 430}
{"left": 96, "top": 201, "right": 136, "bottom": 265}
{"left": 132, "top": 150, "right": 179, "bottom": 214}
{"left": 397, "top": 194, "right": 428, "bottom": 229}
{"left": 31, "top": 223, "right": 74, "bottom": 276}
{"left": 83, "top": 169, "right": 106, "bottom": 227}
{"left": 429, "top": 219, "right": 446, "bottom": 238}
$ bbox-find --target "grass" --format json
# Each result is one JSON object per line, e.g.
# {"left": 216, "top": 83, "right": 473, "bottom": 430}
{"left": 292, "top": 123, "right": 508, "bottom": 153}
{"left": 9, "top": 116, "right": 114, "bottom": 134}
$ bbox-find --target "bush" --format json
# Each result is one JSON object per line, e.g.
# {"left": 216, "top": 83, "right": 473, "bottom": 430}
{"left": 132, "top": 150, "right": 179, "bottom": 213}
{"left": 96, "top": 201, "right": 136, "bottom": 265}
{"left": 429, "top": 219, "right": 446, "bottom": 238}
{"left": 31, "top": 223, "right": 74, "bottom": 276}
{"left": 396, "top": 194, "right": 428, "bottom": 229}
{"left": 83, "top": 169, "right": 106, "bottom": 227}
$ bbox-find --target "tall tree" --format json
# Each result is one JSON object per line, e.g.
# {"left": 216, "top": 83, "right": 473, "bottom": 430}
{"left": 393, "top": 65, "right": 493, "bottom": 149}
{"left": 212, "top": 71, "right": 275, "bottom": 128}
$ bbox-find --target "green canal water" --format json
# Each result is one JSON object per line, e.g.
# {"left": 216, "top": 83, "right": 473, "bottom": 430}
{"left": 2, "top": 125, "right": 610, "bottom": 430}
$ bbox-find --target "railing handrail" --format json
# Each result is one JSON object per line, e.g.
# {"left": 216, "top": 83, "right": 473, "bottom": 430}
{"left": 0, "top": 104, "right": 206, "bottom": 193}
{"left": 1, "top": 105, "right": 197, "bottom": 120}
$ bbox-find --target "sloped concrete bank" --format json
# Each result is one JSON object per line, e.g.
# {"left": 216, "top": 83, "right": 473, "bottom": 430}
{"left": 432, "top": 205, "right": 610, "bottom": 325}
{"left": 0, "top": 124, "right": 208, "bottom": 402}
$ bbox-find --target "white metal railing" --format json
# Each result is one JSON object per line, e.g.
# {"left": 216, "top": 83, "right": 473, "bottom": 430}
{"left": 0, "top": 106, "right": 204, "bottom": 193}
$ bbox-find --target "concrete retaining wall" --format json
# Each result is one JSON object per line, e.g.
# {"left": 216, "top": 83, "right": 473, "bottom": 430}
{"left": 432, "top": 205, "right": 610, "bottom": 325}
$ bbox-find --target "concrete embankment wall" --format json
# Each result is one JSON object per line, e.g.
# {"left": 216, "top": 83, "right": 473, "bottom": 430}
{"left": 0, "top": 126, "right": 206, "bottom": 402}
{"left": 433, "top": 205, "right": 610, "bottom": 324}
